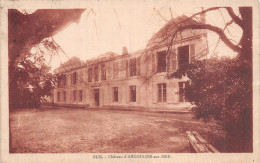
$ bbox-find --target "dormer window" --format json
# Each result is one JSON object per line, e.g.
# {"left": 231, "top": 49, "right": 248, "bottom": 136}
{"left": 130, "top": 58, "right": 136, "bottom": 77}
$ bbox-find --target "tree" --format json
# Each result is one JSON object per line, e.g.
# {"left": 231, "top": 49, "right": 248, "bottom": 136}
{"left": 163, "top": 7, "right": 252, "bottom": 152}
{"left": 8, "top": 9, "right": 85, "bottom": 109}
{"left": 12, "top": 51, "right": 54, "bottom": 108}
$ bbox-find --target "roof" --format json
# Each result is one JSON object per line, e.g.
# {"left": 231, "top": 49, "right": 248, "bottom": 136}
{"left": 148, "top": 15, "right": 203, "bottom": 48}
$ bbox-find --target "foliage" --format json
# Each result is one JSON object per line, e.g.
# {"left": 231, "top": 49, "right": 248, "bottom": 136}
{"left": 10, "top": 51, "right": 55, "bottom": 109}
{"left": 169, "top": 56, "right": 252, "bottom": 152}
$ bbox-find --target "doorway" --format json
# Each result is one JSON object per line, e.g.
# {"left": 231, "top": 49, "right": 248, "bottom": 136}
{"left": 94, "top": 89, "right": 99, "bottom": 106}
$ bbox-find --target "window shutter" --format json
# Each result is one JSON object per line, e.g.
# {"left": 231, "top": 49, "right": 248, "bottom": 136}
{"left": 70, "top": 90, "right": 73, "bottom": 102}
{"left": 76, "top": 72, "right": 78, "bottom": 84}
{"left": 152, "top": 83, "right": 157, "bottom": 104}
{"left": 126, "top": 60, "right": 129, "bottom": 78}
{"left": 136, "top": 57, "right": 140, "bottom": 75}
{"left": 166, "top": 51, "right": 170, "bottom": 73}
{"left": 152, "top": 54, "right": 155, "bottom": 73}
{"left": 190, "top": 44, "right": 195, "bottom": 62}
{"left": 167, "top": 83, "right": 174, "bottom": 103}
{"left": 79, "top": 71, "right": 82, "bottom": 84}
{"left": 82, "top": 89, "right": 86, "bottom": 102}
{"left": 171, "top": 49, "right": 177, "bottom": 71}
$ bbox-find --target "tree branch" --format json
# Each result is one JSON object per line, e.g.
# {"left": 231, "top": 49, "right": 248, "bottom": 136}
{"left": 174, "top": 23, "right": 242, "bottom": 53}
{"left": 225, "top": 7, "right": 243, "bottom": 28}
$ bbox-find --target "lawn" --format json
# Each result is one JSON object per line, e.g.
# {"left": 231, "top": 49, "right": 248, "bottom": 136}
{"left": 9, "top": 106, "right": 224, "bottom": 153}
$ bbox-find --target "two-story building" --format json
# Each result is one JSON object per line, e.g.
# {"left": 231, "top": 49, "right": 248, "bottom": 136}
{"left": 53, "top": 15, "right": 208, "bottom": 110}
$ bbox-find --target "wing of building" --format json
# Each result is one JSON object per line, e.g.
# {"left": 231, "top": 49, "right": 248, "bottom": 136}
{"left": 52, "top": 14, "right": 208, "bottom": 110}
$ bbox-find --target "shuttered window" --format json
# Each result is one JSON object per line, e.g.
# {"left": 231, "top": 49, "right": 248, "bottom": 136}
{"left": 101, "top": 64, "right": 106, "bottom": 81}
{"left": 130, "top": 58, "right": 136, "bottom": 77}
{"left": 94, "top": 66, "right": 99, "bottom": 82}
{"left": 72, "top": 72, "right": 77, "bottom": 85}
{"left": 88, "top": 68, "right": 92, "bottom": 82}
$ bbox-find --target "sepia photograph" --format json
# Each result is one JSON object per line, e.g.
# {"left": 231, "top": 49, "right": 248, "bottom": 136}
{"left": 1, "top": 0, "right": 260, "bottom": 162}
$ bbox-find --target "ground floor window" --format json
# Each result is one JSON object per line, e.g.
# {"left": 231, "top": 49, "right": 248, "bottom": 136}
{"left": 79, "top": 90, "right": 83, "bottom": 102}
{"left": 57, "top": 92, "right": 60, "bottom": 102}
{"left": 63, "top": 91, "right": 66, "bottom": 102}
{"left": 158, "top": 83, "right": 166, "bottom": 102}
{"left": 73, "top": 90, "right": 77, "bottom": 101}
{"left": 179, "top": 82, "right": 189, "bottom": 102}
{"left": 113, "top": 87, "right": 118, "bottom": 102}
{"left": 130, "top": 85, "right": 136, "bottom": 102}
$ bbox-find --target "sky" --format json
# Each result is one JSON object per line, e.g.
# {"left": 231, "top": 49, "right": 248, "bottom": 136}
{"left": 30, "top": 4, "right": 242, "bottom": 71}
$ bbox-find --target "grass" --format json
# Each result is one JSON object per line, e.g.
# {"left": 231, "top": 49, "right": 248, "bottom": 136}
{"left": 9, "top": 106, "right": 225, "bottom": 153}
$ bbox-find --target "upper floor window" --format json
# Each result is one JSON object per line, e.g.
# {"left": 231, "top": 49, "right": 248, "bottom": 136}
{"left": 178, "top": 45, "right": 189, "bottom": 68}
{"left": 129, "top": 85, "right": 136, "bottom": 102}
{"left": 157, "top": 51, "right": 166, "bottom": 72}
{"left": 101, "top": 64, "right": 106, "bottom": 81}
{"left": 130, "top": 58, "right": 136, "bottom": 77}
{"left": 58, "top": 75, "right": 66, "bottom": 88}
{"left": 158, "top": 83, "right": 166, "bottom": 102}
{"left": 88, "top": 68, "right": 92, "bottom": 82}
{"left": 113, "top": 62, "right": 118, "bottom": 76}
{"left": 71, "top": 72, "right": 77, "bottom": 85}
{"left": 94, "top": 66, "right": 99, "bottom": 82}
{"left": 113, "top": 87, "right": 118, "bottom": 102}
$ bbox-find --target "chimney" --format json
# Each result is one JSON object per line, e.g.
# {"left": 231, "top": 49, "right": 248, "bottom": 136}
{"left": 200, "top": 7, "right": 206, "bottom": 24}
{"left": 122, "top": 46, "right": 128, "bottom": 55}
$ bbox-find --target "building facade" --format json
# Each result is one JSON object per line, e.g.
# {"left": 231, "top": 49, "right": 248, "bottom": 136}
{"left": 53, "top": 15, "right": 208, "bottom": 109}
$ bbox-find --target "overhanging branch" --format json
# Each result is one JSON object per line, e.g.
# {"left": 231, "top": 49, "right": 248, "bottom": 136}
{"left": 173, "top": 24, "right": 242, "bottom": 53}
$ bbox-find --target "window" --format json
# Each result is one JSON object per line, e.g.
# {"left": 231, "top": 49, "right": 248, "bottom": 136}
{"left": 58, "top": 75, "right": 66, "bottom": 88}
{"left": 94, "top": 66, "right": 98, "bottom": 82}
{"left": 58, "top": 79, "right": 61, "bottom": 88}
{"left": 179, "top": 82, "right": 189, "bottom": 102}
{"left": 73, "top": 90, "right": 77, "bottom": 101}
{"left": 101, "top": 64, "right": 106, "bottom": 81}
{"left": 72, "top": 72, "right": 77, "bottom": 85}
{"left": 113, "top": 87, "right": 118, "bottom": 102}
{"left": 57, "top": 92, "right": 60, "bottom": 102}
{"left": 88, "top": 68, "right": 92, "bottom": 82}
{"left": 178, "top": 45, "right": 189, "bottom": 68}
{"left": 158, "top": 83, "right": 166, "bottom": 102}
{"left": 157, "top": 51, "right": 166, "bottom": 72}
{"left": 130, "top": 58, "right": 136, "bottom": 76}
{"left": 130, "top": 85, "right": 136, "bottom": 102}
{"left": 63, "top": 91, "right": 66, "bottom": 102}
{"left": 113, "top": 62, "right": 118, "bottom": 75}
{"left": 79, "top": 90, "right": 83, "bottom": 102}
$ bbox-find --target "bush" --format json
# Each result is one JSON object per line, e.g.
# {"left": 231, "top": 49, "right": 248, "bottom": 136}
{"left": 169, "top": 57, "right": 252, "bottom": 152}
